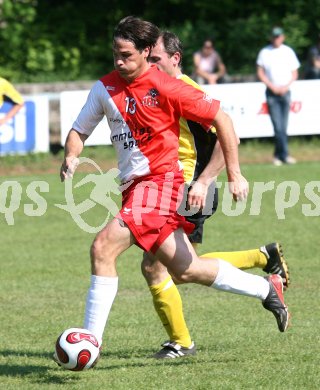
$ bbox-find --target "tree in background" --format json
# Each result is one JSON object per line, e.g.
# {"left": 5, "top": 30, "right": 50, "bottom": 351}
{"left": 0, "top": 0, "right": 319, "bottom": 82}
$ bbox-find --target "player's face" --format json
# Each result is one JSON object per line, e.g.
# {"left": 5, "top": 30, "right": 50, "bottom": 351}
{"left": 149, "top": 39, "right": 177, "bottom": 77}
{"left": 113, "top": 38, "right": 150, "bottom": 82}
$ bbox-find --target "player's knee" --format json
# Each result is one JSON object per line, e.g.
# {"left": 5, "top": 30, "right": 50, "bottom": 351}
{"left": 141, "top": 253, "right": 152, "bottom": 275}
{"left": 141, "top": 255, "right": 166, "bottom": 282}
{"left": 169, "top": 268, "right": 193, "bottom": 284}
{"left": 90, "top": 231, "right": 113, "bottom": 263}
{"left": 141, "top": 258, "right": 151, "bottom": 279}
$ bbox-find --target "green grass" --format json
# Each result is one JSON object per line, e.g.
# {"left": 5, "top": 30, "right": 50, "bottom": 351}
{"left": 1, "top": 135, "right": 320, "bottom": 176}
{"left": 0, "top": 161, "right": 319, "bottom": 389}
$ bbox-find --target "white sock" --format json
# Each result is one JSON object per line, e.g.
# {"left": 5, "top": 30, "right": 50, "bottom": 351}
{"left": 83, "top": 275, "right": 118, "bottom": 345}
{"left": 211, "top": 259, "right": 270, "bottom": 300}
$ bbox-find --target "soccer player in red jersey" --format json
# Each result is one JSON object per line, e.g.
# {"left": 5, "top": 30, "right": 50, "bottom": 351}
{"left": 59, "top": 16, "right": 290, "bottom": 358}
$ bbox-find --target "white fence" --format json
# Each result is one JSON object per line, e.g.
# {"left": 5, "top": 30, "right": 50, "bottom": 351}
{"left": 204, "top": 80, "right": 320, "bottom": 138}
{"left": 3, "top": 80, "right": 318, "bottom": 154}
{"left": 59, "top": 80, "right": 320, "bottom": 146}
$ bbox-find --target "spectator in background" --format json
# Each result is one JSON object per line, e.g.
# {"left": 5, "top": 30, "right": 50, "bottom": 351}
{"left": 256, "top": 27, "right": 300, "bottom": 166}
{"left": 0, "top": 77, "right": 24, "bottom": 126}
{"left": 305, "top": 33, "right": 320, "bottom": 80}
{"left": 193, "top": 38, "right": 227, "bottom": 84}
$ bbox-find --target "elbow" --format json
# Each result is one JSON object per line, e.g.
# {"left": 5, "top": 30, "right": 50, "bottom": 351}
{"left": 70, "top": 129, "right": 88, "bottom": 143}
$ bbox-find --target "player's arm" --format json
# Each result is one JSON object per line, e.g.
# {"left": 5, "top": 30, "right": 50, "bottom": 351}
{"left": 60, "top": 129, "right": 88, "bottom": 182}
{"left": 0, "top": 103, "right": 24, "bottom": 126}
{"left": 199, "top": 138, "right": 226, "bottom": 182}
{"left": 212, "top": 108, "right": 248, "bottom": 201}
{"left": 188, "top": 138, "right": 226, "bottom": 209}
{"left": 0, "top": 80, "right": 25, "bottom": 126}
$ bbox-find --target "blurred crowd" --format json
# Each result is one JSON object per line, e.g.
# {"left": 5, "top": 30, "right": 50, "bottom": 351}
{"left": 191, "top": 31, "right": 320, "bottom": 85}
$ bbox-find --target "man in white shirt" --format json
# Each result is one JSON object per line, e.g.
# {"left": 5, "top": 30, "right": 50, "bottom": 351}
{"left": 256, "top": 27, "right": 300, "bottom": 166}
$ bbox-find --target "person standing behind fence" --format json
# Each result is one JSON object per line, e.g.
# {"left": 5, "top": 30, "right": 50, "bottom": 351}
{"left": 304, "top": 33, "right": 320, "bottom": 80}
{"left": 256, "top": 27, "right": 300, "bottom": 166}
{"left": 193, "top": 38, "right": 227, "bottom": 84}
{"left": 0, "top": 77, "right": 24, "bottom": 126}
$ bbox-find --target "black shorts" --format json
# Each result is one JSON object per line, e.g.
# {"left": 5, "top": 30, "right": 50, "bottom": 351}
{"left": 178, "top": 181, "right": 218, "bottom": 244}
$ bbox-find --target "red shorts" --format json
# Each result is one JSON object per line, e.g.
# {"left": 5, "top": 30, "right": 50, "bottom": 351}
{"left": 117, "top": 171, "right": 194, "bottom": 253}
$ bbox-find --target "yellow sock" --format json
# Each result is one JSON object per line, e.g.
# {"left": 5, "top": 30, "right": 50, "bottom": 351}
{"left": 149, "top": 275, "right": 192, "bottom": 348}
{"left": 200, "top": 248, "right": 267, "bottom": 269}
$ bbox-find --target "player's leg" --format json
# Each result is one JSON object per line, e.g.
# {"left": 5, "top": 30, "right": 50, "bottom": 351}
{"left": 84, "top": 217, "right": 136, "bottom": 345}
{"left": 141, "top": 183, "right": 213, "bottom": 357}
{"left": 201, "top": 243, "right": 290, "bottom": 288}
{"left": 201, "top": 247, "right": 267, "bottom": 268}
{"left": 155, "top": 228, "right": 290, "bottom": 332}
{"left": 141, "top": 253, "right": 195, "bottom": 357}
{"left": 187, "top": 179, "right": 290, "bottom": 285}
{"left": 143, "top": 202, "right": 206, "bottom": 354}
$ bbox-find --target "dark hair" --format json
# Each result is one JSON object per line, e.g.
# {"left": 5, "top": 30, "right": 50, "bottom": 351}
{"left": 160, "top": 31, "right": 183, "bottom": 67}
{"left": 113, "top": 16, "right": 160, "bottom": 52}
{"left": 203, "top": 37, "right": 214, "bottom": 45}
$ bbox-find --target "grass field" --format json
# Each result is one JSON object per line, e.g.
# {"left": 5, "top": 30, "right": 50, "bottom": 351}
{"left": 0, "top": 151, "right": 320, "bottom": 389}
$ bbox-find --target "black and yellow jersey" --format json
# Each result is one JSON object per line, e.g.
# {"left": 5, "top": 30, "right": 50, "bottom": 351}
{"left": 0, "top": 77, "right": 24, "bottom": 106}
{"left": 178, "top": 74, "right": 217, "bottom": 183}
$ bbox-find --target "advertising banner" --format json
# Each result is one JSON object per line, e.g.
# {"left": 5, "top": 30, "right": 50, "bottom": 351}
{"left": 0, "top": 95, "right": 49, "bottom": 155}
{"left": 60, "top": 90, "right": 111, "bottom": 146}
{"left": 60, "top": 80, "right": 320, "bottom": 145}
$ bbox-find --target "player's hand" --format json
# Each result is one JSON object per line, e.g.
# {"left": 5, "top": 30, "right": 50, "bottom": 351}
{"left": 188, "top": 181, "right": 209, "bottom": 210}
{"left": 228, "top": 172, "right": 249, "bottom": 202}
{"left": 60, "top": 157, "right": 79, "bottom": 182}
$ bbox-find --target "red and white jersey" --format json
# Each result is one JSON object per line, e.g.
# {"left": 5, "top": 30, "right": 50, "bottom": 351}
{"left": 73, "top": 65, "right": 220, "bottom": 183}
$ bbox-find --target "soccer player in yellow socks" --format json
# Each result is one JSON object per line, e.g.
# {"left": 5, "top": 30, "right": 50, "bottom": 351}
{"left": 201, "top": 247, "right": 267, "bottom": 269}
{"left": 143, "top": 243, "right": 289, "bottom": 358}
{"left": 201, "top": 242, "right": 288, "bottom": 275}
{"left": 142, "top": 31, "right": 290, "bottom": 359}
{"left": 149, "top": 275, "right": 192, "bottom": 349}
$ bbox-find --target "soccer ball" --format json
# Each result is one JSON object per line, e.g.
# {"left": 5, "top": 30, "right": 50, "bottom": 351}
{"left": 54, "top": 327, "right": 100, "bottom": 371}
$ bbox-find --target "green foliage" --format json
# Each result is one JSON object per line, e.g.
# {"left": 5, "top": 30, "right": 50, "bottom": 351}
{"left": 0, "top": 0, "right": 320, "bottom": 81}
{"left": 224, "top": 13, "right": 272, "bottom": 75}
{"left": 282, "top": 14, "right": 311, "bottom": 55}
{"left": 26, "top": 39, "right": 55, "bottom": 73}
{"left": 0, "top": 0, "right": 37, "bottom": 77}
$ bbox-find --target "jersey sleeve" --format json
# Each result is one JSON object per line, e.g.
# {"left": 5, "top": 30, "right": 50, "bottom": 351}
{"left": 2, "top": 79, "right": 24, "bottom": 105}
{"left": 171, "top": 79, "right": 220, "bottom": 130}
{"left": 72, "top": 80, "right": 105, "bottom": 136}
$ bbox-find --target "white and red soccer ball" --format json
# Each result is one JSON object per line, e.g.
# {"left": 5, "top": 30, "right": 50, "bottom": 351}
{"left": 54, "top": 328, "right": 100, "bottom": 371}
